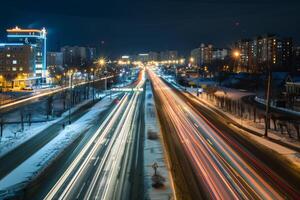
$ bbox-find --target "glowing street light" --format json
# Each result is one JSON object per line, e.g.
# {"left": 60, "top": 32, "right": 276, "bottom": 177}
{"left": 97, "top": 58, "right": 108, "bottom": 94}
{"left": 233, "top": 50, "right": 240, "bottom": 58}
{"left": 98, "top": 58, "right": 105, "bottom": 66}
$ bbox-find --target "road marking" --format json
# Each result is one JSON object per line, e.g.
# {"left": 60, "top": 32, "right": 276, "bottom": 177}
{"left": 207, "top": 138, "right": 213, "bottom": 146}
{"left": 76, "top": 182, "right": 86, "bottom": 199}
{"left": 94, "top": 156, "right": 100, "bottom": 166}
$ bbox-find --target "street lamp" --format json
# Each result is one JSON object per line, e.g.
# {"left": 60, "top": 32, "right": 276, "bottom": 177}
{"left": 68, "top": 69, "right": 74, "bottom": 125}
{"left": 91, "top": 68, "right": 95, "bottom": 103}
{"left": 189, "top": 57, "right": 194, "bottom": 64}
{"left": 232, "top": 50, "right": 240, "bottom": 72}
{"left": 98, "top": 58, "right": 107, "bottom": 93}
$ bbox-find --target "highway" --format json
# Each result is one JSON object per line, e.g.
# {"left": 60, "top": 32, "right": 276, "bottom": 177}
{"left": 148, "top": 68, "right": 300, "bottom": 200}
{"left": 43, "top": 70, "right": 145, "bottom": 200}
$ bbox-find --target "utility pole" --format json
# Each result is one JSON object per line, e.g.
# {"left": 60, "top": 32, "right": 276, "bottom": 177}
{"left": 91, "top": 68, "right": 95, "bottom": 103}
{"left": 68, "top": 71, "right": 73, "bottom": 125}
{"left": 265, "top": 70, "right": 271, "bottom": 137}
{"left": 264, "top": 39, "right": 271, "bottom": 138}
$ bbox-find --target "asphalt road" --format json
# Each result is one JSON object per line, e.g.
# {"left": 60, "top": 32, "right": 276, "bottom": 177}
{"left": 148, "top": 69, "right": 300, "bottom": 200}
{"left": 41, "top": 70, "right": 145, "bottom": 200}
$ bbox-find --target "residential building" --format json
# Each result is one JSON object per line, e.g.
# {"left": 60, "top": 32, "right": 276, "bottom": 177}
{"left": 6, "top": 27, "right": 47, "bottom": 79}
{"left": 200, "top": 43, "right": 213, "bottom": 65}
{"left": 61, "top": 46, "right": 95, "bottom": 68}
{"left": 212, "top": 48, "right": 229, "bottom": 61}
{"left": 160, "top": 50, "right": 178, "bottom": 61}
{"left": 0, "top": 43, "right": 34, "bottom": 88}
{"left": 47, "top": 52, "right": 63, "bottom": 68}
{"left": 234, "top": 34, "right": 293, "bottom": 73}
{"left": 148, "top": 51, "right": 159, "bottom": 61}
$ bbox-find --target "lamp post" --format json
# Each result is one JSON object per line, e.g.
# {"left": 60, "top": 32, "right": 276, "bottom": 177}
{"left": 98, "top": 58, "right": 106, "bottom": 94}
{"left": 264, "top": 41, "right": 272, "bottom": 138}
{"left": 91, "top": 68, "right": 95, "bottom": 103}
{"left": 233, "top": 50, "right": 240, "bottom": 72}
{"left": 68, "top": 69, "right": 74, "bottom": 125}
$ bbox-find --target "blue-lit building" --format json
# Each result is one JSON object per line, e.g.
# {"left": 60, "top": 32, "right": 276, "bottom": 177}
{"left": 6, "top": 27, "right": 47, "bottom": 81}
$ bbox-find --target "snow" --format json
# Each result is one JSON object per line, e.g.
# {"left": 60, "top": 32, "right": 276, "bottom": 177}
{"left": 0, "top": 98, "right": 94, "bottom": 158}
{"left": 0, "top": 95, "right": 116, "bottom": 193}
{"left": 144, "top": 80, "right": 173, "bottom": 199}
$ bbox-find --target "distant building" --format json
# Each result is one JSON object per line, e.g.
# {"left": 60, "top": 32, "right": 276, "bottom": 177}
{"left": 47, "top": 52, "right": 63, "bottom": 68}
{"left": 60, "top": 46, "right": 96, "bottom": 68}
{"left": 160, "top": 50, "right": 178, "bottom": 61}
{"left": 148, "top": 51, "right": 159, "bottom": 61}
{"left": 200, "top": 43, "right": 213, "bottom": 65}
{"left": 212, "top": 48, "right": 229, "bottom": 61}
{"left": 234, "top": 34, "right": 293, "bottom": 73}
{"left": 235, "top": 39, "right": 254, "bottom": 72}
{"left": 293, "top": 47, "right": 300, "bottom": 73}
{"left": 0, "top": 43, "right": 34, "bottom": 88}
{"left": 137, "top": 53, "right": 149, "bottom": 63}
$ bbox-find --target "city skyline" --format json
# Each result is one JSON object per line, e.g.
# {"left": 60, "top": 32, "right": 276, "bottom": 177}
{"left": 0, "top": 0, "right": 300, "bottom": 56}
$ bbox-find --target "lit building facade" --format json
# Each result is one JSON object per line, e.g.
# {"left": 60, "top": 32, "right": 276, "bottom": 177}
{"left": 6, "top": 27, "right": 47, "bottom": 79}
{"left": 0, "top": 43, "right": 34, "bottom": 88}
{"left": 234, "top": 34, "right": 293, "bottom": 73}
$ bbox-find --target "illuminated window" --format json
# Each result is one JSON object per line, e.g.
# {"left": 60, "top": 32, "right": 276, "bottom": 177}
{"left": 12, "top": 60, "right": 17, "bottom": 64}
{"left": 6, "top": 54, "right": 11, "bottom": 58}
{"left": 19, "top": 67, "right": 23, "bottom": 71}
{"left": 12, "top": 67, "right": 17, "bottom": 71}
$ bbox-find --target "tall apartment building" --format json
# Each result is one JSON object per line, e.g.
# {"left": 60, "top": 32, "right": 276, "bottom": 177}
{"left": 235, "top": 34, "right": 293, "bottom": 73}
{"left": 200, "top": 43, "right": 213, "bottom": 65}
{"left": 61, "top": 46, "right": 96, "bottom": 68}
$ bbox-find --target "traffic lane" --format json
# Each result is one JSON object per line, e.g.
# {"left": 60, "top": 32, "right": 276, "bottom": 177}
{"left": 149, "top": 70, "right": 298, "bottom": 199}
{"left": 154, "top": 83, "right": 248, "bottom": 199}
{"left": 150, "top": 73, "right": 239, "bottom": 199}
{"left": 23, "top": 94, "right": 124, "bottom": 199}
{"left": 84, "top": 93, "right": 140, "bottom": 200}
{"left": 43, "top": 94, "right": 130, "bottom": 200}
{"left": 181, "top": 90, "right": 300, "bottom": 195}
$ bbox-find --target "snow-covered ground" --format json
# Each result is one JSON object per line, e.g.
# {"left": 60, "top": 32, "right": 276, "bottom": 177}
{"left": 0, "top": 95, "right": 116, "bottom": 196}
{"left": 144, "top": 79, "right": 173, "bottom": 200}
{"left": 0, "top": 98, "right": 93, "bottom": 158}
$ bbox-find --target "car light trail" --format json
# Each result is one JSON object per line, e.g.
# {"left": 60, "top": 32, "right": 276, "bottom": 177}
{"left": 148, "top": 68, "right": 299, "bottom": 200}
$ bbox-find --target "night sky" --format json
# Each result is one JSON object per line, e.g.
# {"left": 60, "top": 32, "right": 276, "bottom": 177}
{"left": 1, "top": 0, "right": 299, "bottom": 57}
